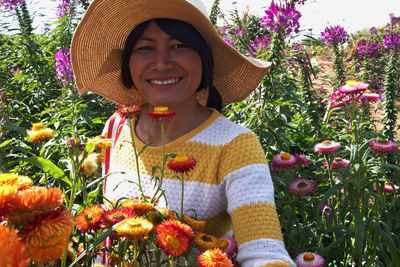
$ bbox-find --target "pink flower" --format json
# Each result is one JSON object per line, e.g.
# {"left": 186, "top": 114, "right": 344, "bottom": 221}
{"left": 294, "top": 154, "right": 310, "bottom": 166}
{"left": 325, "top": 157, "right": 350, "bottom": 170}
{"left": 369, "top": 140, "right": 398, "bottom": 154}
{"left": 384, "top": 183, "right": 399, "bottom": 193}
{"left": 271, "top": 152, "right": 297, "bottom": 169}
{"left": 338, "top": 80, "right": 369, "bottom": 94}
{"left": 217, "top": 235, "right": 237, "bottom": 256}
{"left": 314, "top": 140, "right": 340, "bottom": 154}
{"left": 289, "top": 179, "right": 316, "bottom": 197}
{"left": 295, "top": 252, "right": 325, "bottom": 267}
{"left": 361, "top": 91, "right": 381, "bottom": 102}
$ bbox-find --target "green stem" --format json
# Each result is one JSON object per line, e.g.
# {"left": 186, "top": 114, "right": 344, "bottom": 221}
{"left": 169, "top": 257, "right": 175, "bottom": 267}
{"left": 129, "top": 119, "right": 144, "bottom": 198}
{"left": 180, "top": 173, "right": 185, "bottom": 219}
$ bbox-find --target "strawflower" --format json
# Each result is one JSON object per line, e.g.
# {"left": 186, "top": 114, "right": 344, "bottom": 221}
{"left": 217, "top": 235, "right": 237, "bottom": 256}
{"left": 27, "top": 122, "right": 53, "bottom": 142}
{"left": 102, "top": 207, "right": 137, "bottom": 228}
{"left": 76, "top": 205, "right": 104, "bottom": 232}
{"left": 156, "top": 219, "right": 194, "bottom": 256}
{"left": 314, "top": 140, "right": 340, "bottom": 154}
{"left": 121, "top": 199, "right": 155, "bottom": 216}
{"left": 321, "top": 25, "right": 347, "bottom": 46}
{"left": 338, "top": 80, "right": 368, "bottom": 94}
{"left": 114, "top": 217, "right": 153, "bottom": 240}
{"left": 21, "top": 209, "right": 75, "bottom": 264}
{"left": 87, "top": 135, "right": 112, "bottom": 150}
{"left": 384, "top": 182, "right": 399, "bottom": 193}
{"left": 270, "top": 152, "right": 297, "bottom": 169}
{"left": 80, "top": 153, "right": 99, "bottom": 176}
{"left": 116, "top": 104, "right": 141, "bottom": 118}
{"left": 0, "top": 185, "right": 18, "bottom": 216}
{"left": 198, "top": 248, "right": 233, "bottom": 267}
{"left": 361, "top": 90, "right": 381, "bottom": 102}
{"left": 0, "top": 225, "right": 30, "bottom": 267}
{"left": 183, "top": 214, "right": 206, "bottom": 232}
{"left": 55, "top": 48, "right": 74, "bottom": 83}
{"left": 289, "top": 179, "right": 316, "bottom": 197}
{"left": 294, "top": 154, "right": 310, "bottom": 166}
{"left": 194, "top": 232, "right": 219, "bottom": 251}
{"left": 148, "top": 106, "right": 175, "bottom": 122}
{"left": 295, "top": 252, "right": 325, "bottom": 267}
{"left": 325, "top": 157, "right": 350, "bottom": 170}
{"left": 369, "top": 140, "right": 398, "bottom": 154}
{"left": 0, "top": 173, "right": 33, "bottom": 190}
{"left": 167, "top": 155, "right": 197, "bottom": 173}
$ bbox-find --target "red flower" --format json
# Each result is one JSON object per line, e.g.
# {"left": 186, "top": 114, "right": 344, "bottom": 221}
{"left": 198, "top": 248, "right": 233, "bottom": 267}
{"left": 76, "top": 205, "right": 104, "bottom": 232}
{"left": 156, "top": 219, "right": 194, "bottom": 256}
{"left": 147, "top": 107, "right": 175, "bottom": 122}
{"left": 102, "top": 208, "right": 137, "bottom": 228}
{"left": 167, "top": 155, "right": 197, "bottom": 173}
{"left": 116, "top": 104, "right": 141, "bottom": 118}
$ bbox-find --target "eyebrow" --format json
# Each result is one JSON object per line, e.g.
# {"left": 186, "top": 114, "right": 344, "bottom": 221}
{"left": 138, "top": 36, "right": 176, "bottom": 42}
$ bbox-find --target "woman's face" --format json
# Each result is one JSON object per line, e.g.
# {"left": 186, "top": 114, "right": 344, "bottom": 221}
{"left": 129, "top": 21, "right": 202, "bottom": 108}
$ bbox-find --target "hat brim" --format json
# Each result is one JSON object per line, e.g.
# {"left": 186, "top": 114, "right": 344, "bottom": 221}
{"left": 71, "top": 0, "right": 271, "bottom": 106}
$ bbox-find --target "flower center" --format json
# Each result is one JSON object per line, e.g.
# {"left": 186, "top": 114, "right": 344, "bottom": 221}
{"left": 346, "top": 80, "right": 360, "bottom": 87}
{"left": 32, "top": 123, "right": 45, "bottom": 131}
{"left": 200, "top": 234, "right": 213, "bottom": 242}
{"left": 303, "top": 253, "right": 315, "bottom": 261}
{"left": 377, "top": 140, "right": 389, "bottom": 145}
{"left": 217, "top": 239, "right": 229, "bottom": 250}
{"left": 333, "top": 157, "right": 342, "bottom": 162}
{"left": 174, "top": 155, "right": 189, "bottom": 163}
{"left": 85, "top": 212, "right": 95, "bottom": 222}
{"left": 154, "top": 107, "right": 169, "bottom": 114}
{"left": 166, "top": 235, "right": 180, "bottom": 248}
{"left": 280, "top": 153, "right": 291, "bottom": 161}
{"left": 111, "top": 212, "right": 126, "bottom": 221}
{"left": 127, "top": 221, "right": 141, "bottom": 228}
{"left": 41, "top": 234, "right": 64, "bottom": 248}
{"left": 322, "top": 140, "right": 332, "bottom": 146}
{"left": 297, "top": 182, "right": 308, "bottom": 189}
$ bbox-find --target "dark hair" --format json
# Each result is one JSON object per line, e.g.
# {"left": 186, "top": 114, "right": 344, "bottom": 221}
{"left": 121, "top": 19, "right": 222, "bottom": 111}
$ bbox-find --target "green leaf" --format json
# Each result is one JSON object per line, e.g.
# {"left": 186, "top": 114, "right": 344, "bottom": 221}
{"left": 0, "top": 139, "right": 13, "bottom": 148}
{"left": 22, "top": 157, "right": 71, "bottom": 186}
{"left": 354, "top": 208, "right": 365, "bottom": 260}
{"left": 1, "top": 122, "right": 28, "bottom": 136}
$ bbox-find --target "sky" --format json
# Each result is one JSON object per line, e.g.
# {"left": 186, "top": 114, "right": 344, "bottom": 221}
{"left": 1, "top": 0, "right": 399, "bottom": 37}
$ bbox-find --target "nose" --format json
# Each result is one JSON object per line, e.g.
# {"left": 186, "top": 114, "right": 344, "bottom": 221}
{"left": 152, "top": 48, "right": 173, "bottom": 72}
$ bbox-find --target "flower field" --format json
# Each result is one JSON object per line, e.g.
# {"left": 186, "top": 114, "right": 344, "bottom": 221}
{"left": 1, "top": 0, "right": 400, "bottom": 266}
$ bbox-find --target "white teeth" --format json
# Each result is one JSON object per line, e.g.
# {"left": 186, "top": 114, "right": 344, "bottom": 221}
{"left": 149, "top": 78, "right": 180, "bottom": 85}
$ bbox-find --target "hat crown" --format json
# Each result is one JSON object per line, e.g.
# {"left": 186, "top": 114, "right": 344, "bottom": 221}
{"left": 185, "top": 0, "right": 209, "bottom": 17}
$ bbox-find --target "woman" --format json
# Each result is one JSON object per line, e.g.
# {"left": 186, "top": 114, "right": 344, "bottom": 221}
{"left": 71, "top": 0, "right": 295, "bottom": 266}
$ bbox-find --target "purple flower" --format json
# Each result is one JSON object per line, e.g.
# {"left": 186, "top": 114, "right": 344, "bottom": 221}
{"left": 0, "top": 0, "right": 25, "bottom": 10}
{"left": 249, "top": 36, "right": 270, "bottom": 57}
{"left": 383, "top": 29, "right": 400, "bottom": 51}
{"left": 232, "top": 28, "right": 247, "bottom": 36}
{"left": 57, "top": 0, "right": 71, "bottom": 18}
{"left": 354, "top": 40, "right": 380, "bottom": 59}
{"left": 320, "top": 25, "right": 347, "bottom": 46}
{"left": 10, "top": 68, "right": 21, "bottom": 75}
{"left": 369, "top": 27, "right": 378, "bottom": 35}
{"left": 223, "top": 37, "right": 234, "bottom": 47}
{"left": 320, "top": 202, "right": 331, "bottom": 222}
{"left": 55, "top": 48, "right": 74, "bottom": 83}
{"left": 260, "top": 0, "right": 301, "bottom": 36}
{"left": 389, "top": 13, "right": 400, "bottom": 25}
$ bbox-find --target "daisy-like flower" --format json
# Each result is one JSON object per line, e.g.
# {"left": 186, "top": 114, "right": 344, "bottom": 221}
{"left": 216, "top": 236, "right": 237, "bottom": 256}
{"left": 0, "top": 225, "right": 30, "bottom": 267}
{"left": 147, "top": 106, "right": 176, "bottom": 122}
{"left": 121, "top": 199, "right": 155, "bottom": 216}
{"left": 156, "top": 219, "right": 194, "bottom": 256}
{"left": 114, "top": 217, "right": 153, "bottom": 241}
{"left": 22, "top": 208, "right": 75, "bottom": 264}
{"left": 87, "top": 135, "right": 113, "bottom": 150}
{"left": 80, "top": 153, "right": 99, "bottom": 176}
{"left": 0, "top": 173, "right": 33, "bottom": 190}
{"left": 102, "top": 207, "right": 137, "bottom": 228}
{"left": 194, "top": 232, "right": 219, "bottom": 251}
{"left": 295, "top": 252, "right": 325, "bottom": 267}
{"left": 294, "top": 154, "right": 310, "bottom": 167}
{"left": 76, "top": 205, "right": 104, "bottom": 232}
{"left": 314, "top": 140, "right": 340, "bottom": 154}
{"left": 384, "top": 182, "right": 399, "bottom": 193}
{"left": 27, "top": 122, "right": 53, "bottom": 142}
{"left": 198, "top": 248, "right": 233, "bottom": 267}
{"left": 0, "top": 185, "right": 18, "bottom": 216}
{"left": 361, "top": 90, "right": 381, "bottom": 102}
{"left": 147, "top": 208, "right": 175, "bottom": 229}
{"left": 289, "top": 179, "right": 316, "bottom": 197}
{"left": 338, "top": 80, "right": 369, "bottom": 95}
{"left": 325, "top": 157, "right": 350, "bottom": 170}
{"left": 116, "top": 104, "right": 141, "bottom": 118}
{"left": 183, "top": 214, "right": 206, "bottom": 232}
{"left": 270, "top": 152, "right": 297, "bottom": 169}
{"left": 7, "top": 187, "right": 64, "bottom": 226}
{"left": 369, "top": 140, "right": 398, "bottom": 154}
{"left": 167, "top": 155, "right": 197, "bottom": 173}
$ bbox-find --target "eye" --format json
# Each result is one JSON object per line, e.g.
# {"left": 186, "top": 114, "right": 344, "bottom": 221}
{"left": 133, "top": 46, "right": 153, "bottom": 52}
{"left": 171, "top": 43, "right": 188, "bottom": 49}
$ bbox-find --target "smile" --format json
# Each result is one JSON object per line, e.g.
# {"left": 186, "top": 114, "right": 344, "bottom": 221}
{"left": 148, "top": 78, "right": 181, "bottom": 85}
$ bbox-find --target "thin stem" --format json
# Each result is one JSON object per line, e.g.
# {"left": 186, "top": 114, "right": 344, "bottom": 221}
{"left": 180, "top": 173, "right": 185, "bottom": 219}
{"left": 129, "top": 118, "right": 144, "bottom": 199}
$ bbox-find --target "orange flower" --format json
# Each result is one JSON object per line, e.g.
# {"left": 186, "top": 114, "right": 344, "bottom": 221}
{"left": 22, "top": 208, "right": 75, "bottom": 264}
{"left": 198, "top": 248, "right": 232, "bottom": 267}
{"left": 87, "top": 135, "right": 113, "bottom": 150}
{"left": 76, "top": 205, "right": 104, "bottom": 232}
{"left": 7, "top": 187, "right": 64, "bottom": 226}
{"left": 0, "top": 173, "right": 33, "bottom": 190}
{"left": 167, "top": 155, "right": 197, "bottom": 173}
{"left": 116, "top": 104, "right": 141, "bottom": 118}
{"left": 193, "top": 232, "right": 218, "bottom": 251}
{"left": 27, "top": 122, "right": 53, "bottom": 142}
{"left": 0, "top": 185, "right": 18, "bottom": 217}
{"left": 102, "top": 207, "right": 137, "bottom": 228}
{"left": 0, "top": 225, "right": 30, "bottom": 267}
{"left": 121, "top": 199, "right": 154, "bottom": 216}
{"left": 156, "top": 219, "right": 194, "bottom": 256}
{"left": 146, "top": 208, "right": 175, "bottom": 229}
{"left": 114, "top": 217, "right": 153, "bottom": 240}
{"left": 183, "top": 214, "right": 206, "bottom": 232}
{"left": 147, "top": 106, "right": 175, "bottom": 122}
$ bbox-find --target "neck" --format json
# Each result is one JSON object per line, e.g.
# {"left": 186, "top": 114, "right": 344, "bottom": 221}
{"left": 135, "top": 101, "right": 212, "bottom": 146}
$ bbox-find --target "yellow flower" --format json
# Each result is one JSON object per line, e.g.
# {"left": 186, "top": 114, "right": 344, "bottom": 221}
{"left": 87, "top": 135, "right": 113, "bottom": 150}
{"left": 197, "top": 248, "right": 232, "bottom": 267}
{"left": 27, "top": 122, "right": 53, "bottom": 142}
{"left": 0, "top": 225, "right": 30, "bottom": 267}
{"left": 193, "top": 232, "right": 219, "bottom": 251}
{"left": 114, "top": 217, "right": 153, "bottom": 240}
{"left": 0, "top": 185, "right": 18, "bottom": 216}
{"left": 0, "top": 173, "right": 33, "bottom": 190}
{"left": 121, "top": 199, "right": 154, "bottom": 216}
{"left": 183, "top": 214, "right": 206, "bottom": 232}
{"left": 80, "top": 153, "right": 99, "bottom": 176}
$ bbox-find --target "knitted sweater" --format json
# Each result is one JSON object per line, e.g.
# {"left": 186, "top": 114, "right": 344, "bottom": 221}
{"left": 103, "top": 109, "right": 295, "bottom": 267}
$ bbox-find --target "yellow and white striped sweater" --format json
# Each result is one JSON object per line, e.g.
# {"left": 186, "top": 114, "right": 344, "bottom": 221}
{"left": 103, "top": 109, "right": 295, "bottom": 267}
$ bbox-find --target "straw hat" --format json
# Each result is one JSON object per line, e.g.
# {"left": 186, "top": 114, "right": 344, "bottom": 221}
{"left": 71, "top": 0, "right": 271, "bottom": 106}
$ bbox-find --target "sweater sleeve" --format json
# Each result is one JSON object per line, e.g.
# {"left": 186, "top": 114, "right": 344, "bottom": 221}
{"left": 219, "top": 132, "right": 295, "bottom": 267}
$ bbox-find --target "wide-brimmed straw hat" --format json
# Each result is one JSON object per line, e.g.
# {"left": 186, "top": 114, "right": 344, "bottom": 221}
{"left": 71, "top": 0, "right": 271, "bottom": 106}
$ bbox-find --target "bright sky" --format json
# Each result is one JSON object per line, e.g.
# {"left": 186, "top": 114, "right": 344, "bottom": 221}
{"left": 1, "top": 0, "right": 399, "bottom": 36}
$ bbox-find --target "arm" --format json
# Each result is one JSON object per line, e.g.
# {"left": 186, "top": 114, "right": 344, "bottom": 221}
{"left": 219, "top": 132, "right": 295, "bottom": 267}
